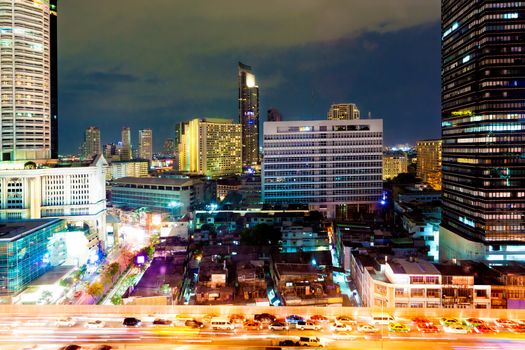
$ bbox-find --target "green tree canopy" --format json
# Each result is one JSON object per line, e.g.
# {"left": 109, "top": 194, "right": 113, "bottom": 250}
{"left": 240, "top": 224, "right": 281, "bottom": 246}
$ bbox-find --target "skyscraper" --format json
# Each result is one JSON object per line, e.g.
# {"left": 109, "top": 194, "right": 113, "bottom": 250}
{"left": 238, "top": 62, "right": 260, "bottom": 170}
{"left": 0, "top": 0, "right": 51, "bottom": 161}
{"left": 50, "top": 0, "right": 58, "bottom": 159}
{"left": 178, "top": 118, "right": 242, "bottom": 177}
{"left": 440, "top": 1, "right": 525, "bottom": 262}
{"left": 162, "top": 138, "right": 176, "bottom": 156}
{"left": 327, "top": 103, "right": 360, "bottom": 120}
{"left": 267, "top": 108, "right": 283, "bottom": 122}
{"left": 81, "top": 127, "right": 101, "bottom": 160}
{"left": 138, "top": 129, "right": 153, "bottom": 160}
{"left": 416, "top": 139, "right": 442, "bottom": 190}
{"left": 120, "top": 127, "right": 132, "bottom": 161}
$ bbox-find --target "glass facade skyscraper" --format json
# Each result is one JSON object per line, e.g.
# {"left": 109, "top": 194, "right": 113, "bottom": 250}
{"left": 440, "top": 1, "right": 525, "bottom": 262}
{"left": 238, "top": 62, "right": 260, "bottom": 170}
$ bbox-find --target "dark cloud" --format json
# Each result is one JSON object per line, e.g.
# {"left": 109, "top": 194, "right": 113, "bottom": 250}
{"left": 58, "top": 0, "right": 440, "bottom": 153}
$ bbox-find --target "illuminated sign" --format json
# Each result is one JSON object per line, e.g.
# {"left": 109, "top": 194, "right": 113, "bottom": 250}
{"left": 451, "top": 110, "right": 473, "bottom": 117}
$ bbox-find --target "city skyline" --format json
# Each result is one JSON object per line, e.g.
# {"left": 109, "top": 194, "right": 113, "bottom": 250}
{"left": 57, "top": 0, "right": 441, "bottom": 154}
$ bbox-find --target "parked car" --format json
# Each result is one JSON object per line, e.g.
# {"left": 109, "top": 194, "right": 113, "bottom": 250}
{"left": 416, "top": 323, "right": 439, "bottom": 333}
{"left": 152, "top": 318, "right": 172, "bottom": 326}
{"left": 388, "top": 322, "right": 410, "bottom": 333}
{"left": 310, "top": 315, "right": 330, "bottom": 323}
{"left": 297, "top": 320, "right": 321, "bottom": 331}
{"left": 73, "top": 291, "right": 83, "bottom": 298}
{"left": 185, "top": 319, "right": 204, "bottom": 329}
{"left": 357, "top": 324, "right": 379, "bottom": 333}
{"left": 255, "top": 313, "right": 276, "bottom": 323}
{"left": 55, "top": 317, "right": 76, "bottom": 327}
{"left": 123, "top": 317, "right": 141, "bottom": 327}
{"left": 85, "top": 320, "right": 105, "bottom": 329}
{"left": 244, "top": 320, "right": 263, "bottom": 331}
{"left": 443, "top": 325, "right": 469, "bottom": 334}
{"left": 285, "top": 315, "right": 304, "bottom": 324}
{"left": 269, "top": 321, "right": 289, "bottom": 331}
{"left": 465, "top": 318, "right": 485, "bottom": 327}
{"left": 440, "top": 317, "right": 461, "bottom": 326}
{"left": 473, "top": 325, "right": 498, "bottom": 334}
{"left": 330, "top": 322, "right": 352, "bottom": 332}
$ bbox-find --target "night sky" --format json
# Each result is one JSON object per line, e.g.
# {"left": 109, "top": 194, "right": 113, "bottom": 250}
{"left": 58, "top": 0, "right": 441, "bottom": 154}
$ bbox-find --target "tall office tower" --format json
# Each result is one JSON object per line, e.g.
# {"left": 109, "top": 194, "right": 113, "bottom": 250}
{"left": 0, "top": 0, "right": 51, "bottom": 161}
{"left": 138, "top": 129, "right": 153, "bottom": 160}
{"left": 120, "top": 127, "right": 132, "bottom": 161}
{"left": 162, "top": 138, "right": 176, "bottom": 156}
{"left": 327, "top": 103, "right": 360, "bottom": 120}
{"left": 383, "top": 155, "right": 408, "bottom": 180}
{"left": 267, "top": 108, "right": 283, "bottom": 122}
{"left": 103, "top": 143, "right": 117, "bottom": 162}
{"left": 263, "top": 119, "right": 383, "bottom": 218}
{"left": 178, "top": 118, "right": 242, "bottom": 177}
{"left": 50, "top": 0, "right": 58, "bottom": 159}
{"left": 440, "top": 1, "right": 525, "bottom": 262}
{"left": 416, "top": 139, "right": 442, "bottom": 190}
{"left": 81, "top": 127, "right": 101, "bottom": 160}
{"left": 238, "top": 62, "right": 260, "bottom": 170}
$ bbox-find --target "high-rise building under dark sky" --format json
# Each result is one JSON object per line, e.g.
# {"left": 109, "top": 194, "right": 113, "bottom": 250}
{"left": 50, "top": 0, "right": 58, "bottom": 158}
{"left": 238, "top": 62, "right": 260, "bottom": 169}
{"left": 440, "top": 0, "right": 525, "bottom": 262}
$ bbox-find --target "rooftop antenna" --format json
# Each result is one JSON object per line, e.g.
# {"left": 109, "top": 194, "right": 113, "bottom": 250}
{"left": 368, "top": 112, "right": 372, "bottom": 119}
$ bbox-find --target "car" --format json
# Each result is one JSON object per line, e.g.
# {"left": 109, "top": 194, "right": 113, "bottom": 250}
{"left": 255, "top": 313, "right": 276, "bottom": 323}
{"left": 310, "top": 315, "right": 330, "bottom": 323}
{"left": 55, "top": 317, "right": 76, "bottom": 327}
{"left": 73, "top": 290, "right": 83, "bottom": 298}
{"left": 412, "top": 317, "right": 433, "bottom": 326}
{"left": 388, "top": 322, "right": 410, "bottom": 333}
{"left": 440, "top": 317, "right": 461, "bottom": 326}
{"left": 185, "top": 319, "right": 204, "bottom": 328}
{"left": 285, "top": 315, "right": 304, "bottom": 324}
{"left": 244, "top": 320, "right": 263, "bottom": 331}
{"left": 494, "top": 319, "right": 518, "bottom": 328}
{"left": 97, "top": 346, "right": 113, "bottom": 350}
{"left": 416, "top": 323, "right": 439, "bottom": 333}
{"left": 123, "top": 317, "right": 141, "bottom": 327}
{"left": 330, "top": 322, "right": 352, "bottom": 332}
{"left": 443, "top": 325, "right": 469, "bottom": 334}
{"left": 336, "top": 315, "right": 355, "bottom": 323}
{"left": 229, "top": 314, "right": 245, "bottom": 324}
{"left": 473, "top": 325, "right": 498, "bottom": 334}
{"left": 297, "top": 320, "right": 321, "bottom": 331}
{"left": 24, "top": 320, "right": 48, "bottom": 327}
{"left": 60, "top": 346, "right": 82, "bottom": 350}
{"left": 210, "top": 317, "right": 235, "bottom": 330}
{"left": 510, "top": 324, "right": 525, "bottom": 333}
{"left": 269, "top": 321, "right": 289, "bottom": 331}
{"left": 152, "top": 318, "right": 172, "bottom": 326}
{"left": 85, "top": 320, "right": 105, "bottom": 329}
{"left": 465, "top": 318, "right": 485, "bottom": 327}
{"left": 298, "top": 336, "right": 324, "bottom": 347}
{"left": 279, "top": 340, "right": 299, "bottom": 346}
{"left": 357, "top": 324, "right": 379, "bottom": 333}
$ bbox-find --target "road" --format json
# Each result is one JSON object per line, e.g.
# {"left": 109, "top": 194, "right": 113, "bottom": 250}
{"left": 0, "top": 313, "right": 525, "bottom": 350}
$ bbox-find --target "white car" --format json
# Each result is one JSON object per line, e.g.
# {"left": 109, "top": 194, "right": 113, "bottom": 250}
{"left": 84, "top": 320, "right": 105, "bottom": 329}
{"left": 297, "top": 321, "right": 321, "bottom": 331}
{"left": 55, "top": 317, "right": 76, "bottom": 327}
{"left": 331, "top": 322, "right": 352, "bottom": 332}
{"left": 357, "top": 324, "right": 379, "bottom": 333}
{"left": 24, "top": 320, "right": 48, "bottom": 327}
{"left": 444, "top": 325, "right": 469, "bottom": 334}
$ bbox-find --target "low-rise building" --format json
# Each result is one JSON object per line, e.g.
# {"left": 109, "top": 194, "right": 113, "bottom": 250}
{"left": 281, "top": 223, "right": 329, "bottom": 253}
{"left": 383, "top": 155, "right": 408, "bottom": 180}
{"left": 236, "top": 261, "right": 266, "bottom": 302}
{"left": 110, "top": 161, "right": 149, "bottom": 180}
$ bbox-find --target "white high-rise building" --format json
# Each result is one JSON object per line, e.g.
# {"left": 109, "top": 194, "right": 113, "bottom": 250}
{"left": 0, "top": 0, "right": 51, "bottom": 161}
{"left": 0, "top": 156, "right": 108, "bottom": 252}
{"left": 263, "top": 119, "right": 383, "bottom": 218}
{"left": 138, "top": 129, "right": 153, "bottom": 160}
{"left": 81, "top": 126, "right": 101, "bottom": 160}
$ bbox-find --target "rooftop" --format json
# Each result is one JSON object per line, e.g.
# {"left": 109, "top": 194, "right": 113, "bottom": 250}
{"left": 113, "top": 176, "right": 194, "bottom": 187}
{"left": 0, "top": 219, "right": 63, "bottom": 241}
{"left": 388, "top": 258, "right": 440, "bottom": 275}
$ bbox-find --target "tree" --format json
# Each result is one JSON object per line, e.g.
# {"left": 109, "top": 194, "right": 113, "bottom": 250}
{"left": 107, "top": 262, "right": 120, "bottom": 282}
{"left": 240, "top": 224, "right": 281, "bottom": 246}
{"left": 86, "top": 281, "right": 104, "bottom": 301}
{"left": 39, "top": 290, "right": 53, "bottom": 304}
{"left": 111, "top": 295, "right": 122, "bottom": 305}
